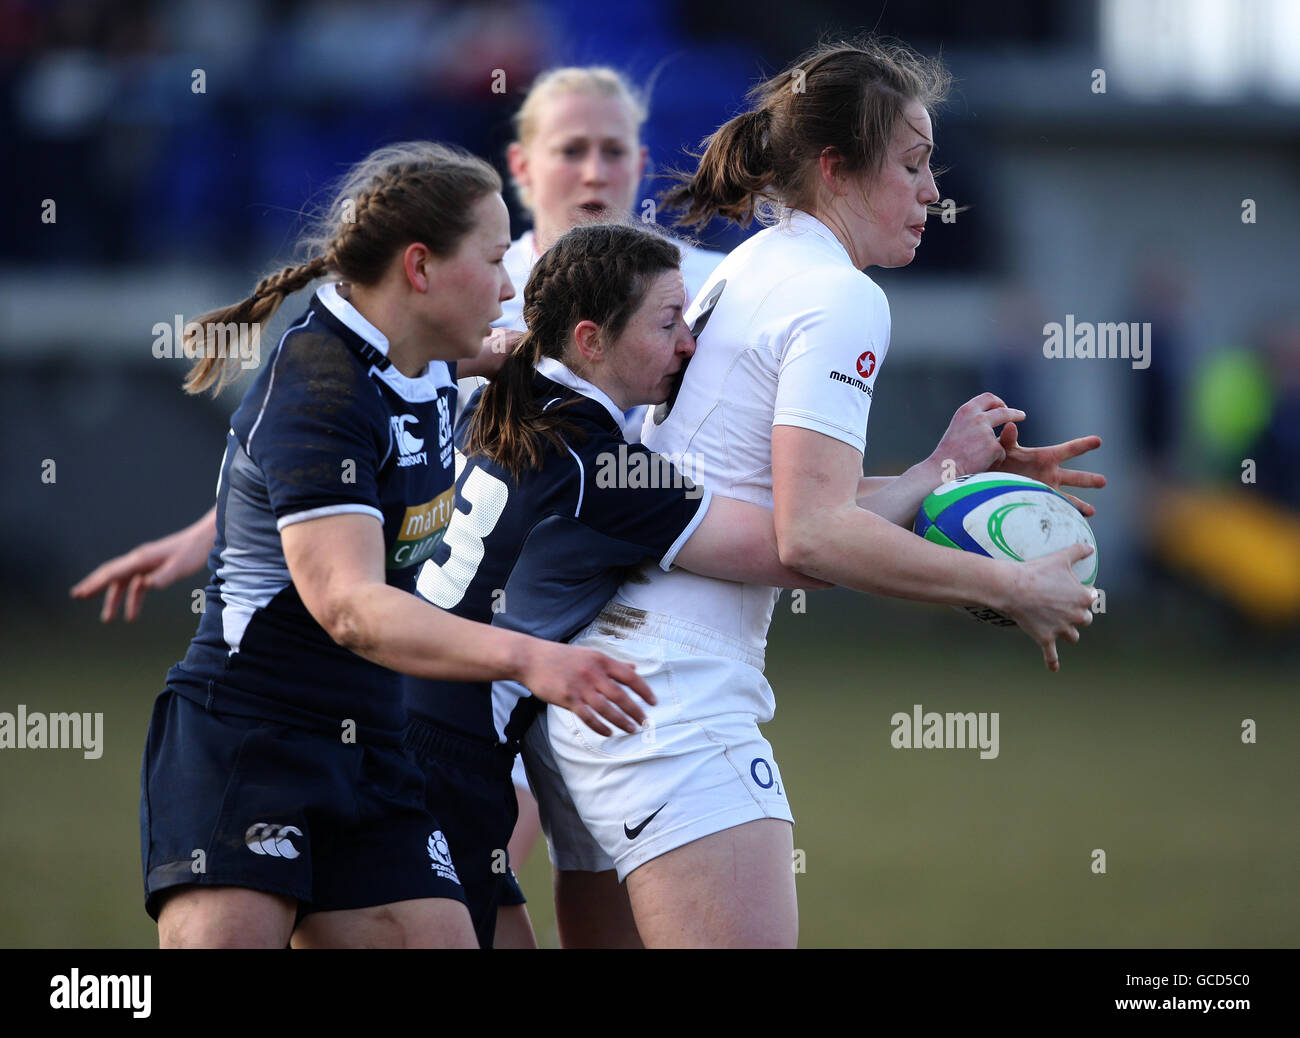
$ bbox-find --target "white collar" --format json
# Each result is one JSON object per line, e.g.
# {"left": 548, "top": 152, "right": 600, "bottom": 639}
{"left": 316, "top": 281, "right": 391, "bottom": 353}
{"left": 315, "top": 282, "right": 452, "bottom": 394}
{"left": 784, "top": 209, "right": 854, "bottom": 266}
{"left": 536, "top": 356, "right": 626, "bottom": 430}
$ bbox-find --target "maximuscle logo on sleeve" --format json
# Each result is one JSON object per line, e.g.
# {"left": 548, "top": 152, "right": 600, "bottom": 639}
{"left": 389, "top": 487, "right": 455, "bottom": 569}
{"left": 828, "top": 367, "right": 873, "bottom": 395}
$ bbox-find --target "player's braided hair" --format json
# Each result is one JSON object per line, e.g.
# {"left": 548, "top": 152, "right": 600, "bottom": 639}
{"left": 183, "top": 142, "right": 501, "bottom": 394}
{"left": 663, "top": 35, "right": 950, "bottom": 230}
{"left": 466, "top": 223, "right": 680, "bottom": 478}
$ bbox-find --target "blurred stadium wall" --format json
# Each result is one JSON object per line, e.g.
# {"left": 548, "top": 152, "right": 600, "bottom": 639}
{"left": 5, "top": 0, "right": 1298, "bottom": 616}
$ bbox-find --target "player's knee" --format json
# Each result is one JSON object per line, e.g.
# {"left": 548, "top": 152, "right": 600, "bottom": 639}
{"left": 158, "top": 886, "right": 294, "bottom": 948}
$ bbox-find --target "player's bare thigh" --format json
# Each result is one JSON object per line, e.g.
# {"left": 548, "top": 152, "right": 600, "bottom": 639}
{"left": 293, "top": 897, "right": 477, "bottom": 948}
{"left": 157, "top": 886, "right": 297, "bottom": 949}
{"left": 553, "top": 868, "right": 643, "bottom": 948}
{"left": 623, "top": 819, "right": 797, "bottom": 948}
{"left": 493, "top": 904, "right": 538, "bottom": 948}
{"left": 507, "top": 786, "right": 542, "bottom": 872}
{"left": 158, "top": 887, "right": 477, "bottom": 948}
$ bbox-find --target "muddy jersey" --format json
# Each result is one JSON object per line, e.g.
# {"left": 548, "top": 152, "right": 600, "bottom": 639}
{"left": 166, "top": 283, "right": 458, "bottom": 737}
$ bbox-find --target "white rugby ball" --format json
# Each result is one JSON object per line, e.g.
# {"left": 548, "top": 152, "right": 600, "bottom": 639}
{"left": 913, "top": 472, "right": 1097, "bottom": 626}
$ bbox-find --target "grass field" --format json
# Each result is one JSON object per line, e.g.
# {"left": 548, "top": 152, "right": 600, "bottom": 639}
{"left": 1, "top": 592, "right": 1295, "bottom": 948}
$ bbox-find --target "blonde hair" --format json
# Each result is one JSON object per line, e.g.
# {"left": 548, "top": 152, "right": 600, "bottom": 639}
{"left": 510, "top": 66, "right": 648, "bottom": 212}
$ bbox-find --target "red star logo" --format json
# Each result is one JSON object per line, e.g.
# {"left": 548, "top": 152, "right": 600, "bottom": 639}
{"left": 856, "top": 351, "right": 876, "bottom": 379}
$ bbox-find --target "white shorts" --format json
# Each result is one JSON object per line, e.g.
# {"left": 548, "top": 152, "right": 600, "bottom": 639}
{"left": 521, "top": 708, "right": 614, "bottom": 872}
{"left": 547, "top": 606, "right": 794, "bottom": 882}
{"left": 509, "top": 750, "right": 530, "bottom": 796}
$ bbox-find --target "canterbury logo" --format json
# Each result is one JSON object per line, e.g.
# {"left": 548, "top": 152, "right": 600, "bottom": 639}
{"left": 244, "top": 822, "right": 302, "bottom": 859}
{"left": 391, "top": 414, "right": 428, "bottom": 467}
{"left": 392, "top": 414, "right": 424, "bottom": 454}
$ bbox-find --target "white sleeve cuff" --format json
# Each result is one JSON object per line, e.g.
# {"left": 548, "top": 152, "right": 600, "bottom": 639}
{"left": 276, "top": 503, "right": 385, "bottom": 531}
{"left": 659, "top": 487, "right": 713, "bottom": 571}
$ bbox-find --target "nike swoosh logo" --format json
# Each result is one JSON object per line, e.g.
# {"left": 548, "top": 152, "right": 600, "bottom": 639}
{"left": 624, "top": 803, "right": 667, "bottom": 840}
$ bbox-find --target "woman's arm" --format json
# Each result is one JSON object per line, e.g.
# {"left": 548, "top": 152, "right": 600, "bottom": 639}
{"left": 771, "top": 425, "right": 1096, "bottom": 671}
{"left": 280, "top": 512, "right": 654, "bottom": 735}
{"left": 853, "top": 395, "right": 1106, "bottom": 526}
{"left": 458, "top": 328, "right": 523, "bottom": 380}
{"left": 673, "top": 497, "right": 831, "bottom": 589}
{"left": 850, "top": 393, "right": 1021, "bottom": 526}
{"left": 70, "top": 506, "right": 217, "bottom": 621}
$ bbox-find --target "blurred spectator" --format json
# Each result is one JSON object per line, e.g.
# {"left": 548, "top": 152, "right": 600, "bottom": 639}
{"left": 1127, "top": 257, "right": 1194, "bottom": 481}
{"left": 1249, "top": 313, "right": 1300, "bottom": 511}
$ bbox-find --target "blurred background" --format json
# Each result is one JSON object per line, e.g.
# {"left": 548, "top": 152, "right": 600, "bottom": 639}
{"left": 1, "top": 0, "right": 1296, "bottom": 947}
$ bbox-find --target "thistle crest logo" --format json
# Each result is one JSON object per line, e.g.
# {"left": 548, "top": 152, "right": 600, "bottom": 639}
{"left": 427, "top": 829, "right": 460, "bottom": 884}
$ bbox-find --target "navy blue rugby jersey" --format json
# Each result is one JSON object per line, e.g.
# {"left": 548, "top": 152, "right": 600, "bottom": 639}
{"left": 166, "top": 283, "right": 458, "bottom": 737}
{"left": 405, "top": 356, "right": 712, "bottom": 745}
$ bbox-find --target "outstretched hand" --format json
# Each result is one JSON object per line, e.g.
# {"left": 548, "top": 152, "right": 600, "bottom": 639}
{"left": 70, "top": 512, "right": 216, "bottom": 622}
{"left": 991, "top": 423, "right": 1106, "bottom": 516}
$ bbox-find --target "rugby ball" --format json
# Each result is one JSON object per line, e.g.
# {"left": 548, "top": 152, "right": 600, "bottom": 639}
{"left": 913, "top": 472, "right": 1098, "bottom": 627}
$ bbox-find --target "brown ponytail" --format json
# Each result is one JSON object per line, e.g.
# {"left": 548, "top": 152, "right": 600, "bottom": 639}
{"left": 663, "top": 108, "right": 775, "bottom": 229}
{"left": 466, "top": 223, "right": 680, "bottom": 477}
{"left": 182, "top": 256, "right": 331, "bottom": 394}
{"left": 663, "top": 36, "right": 950, "bottom": 231}
{"left": 183, "top": 141, "right": 501, "bottom": 394}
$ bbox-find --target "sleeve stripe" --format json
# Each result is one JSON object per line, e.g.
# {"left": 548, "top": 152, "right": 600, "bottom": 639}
{"left": 563, "top": 442, "right": 586, "bottom": 519}
{"left": 276, "top": 503, "right": 385, "bottom": 531}
{"left": 246, "top": 311, "right": 314, "bottom": 450}
{"left": 659, "top": 486, "right": 713, "bottom": 571}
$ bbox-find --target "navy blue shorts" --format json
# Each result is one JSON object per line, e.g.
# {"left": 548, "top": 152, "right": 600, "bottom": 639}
{"left": 404, "top": 714, "right": 525, "bottom": 949}
{"left": 140, "top": 690, "right": 467, "bottom": 922}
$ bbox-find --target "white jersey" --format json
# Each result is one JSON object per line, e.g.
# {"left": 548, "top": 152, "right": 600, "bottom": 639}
{"left": 615, "top": 209, "right": 891, "bottom": 659}
{"left": 494, "top": 231, "right": 540, "bottom": 333}
{"left": 458, "top": 230, "right": 727, "bottom": 441}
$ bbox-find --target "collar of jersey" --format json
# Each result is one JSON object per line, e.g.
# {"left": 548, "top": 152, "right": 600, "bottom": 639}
{"left": 490, "top": 234, "right": 536, "bottom": 335}
{"left": 313, "top": 282, "right": 453, "bottom": 397}
{"left": 536, "top": 357, "right": 625, "bottom": 431}
{"left": 784, "top": 209, "right": 854, "bottom": 266}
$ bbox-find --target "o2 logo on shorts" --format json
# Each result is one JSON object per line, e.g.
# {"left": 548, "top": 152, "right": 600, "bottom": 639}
{"left": 856, "top": 351, "right": 876, "bottom": 379}
{"left": 750, "top": 757, "right": 783, "bottom": 796}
